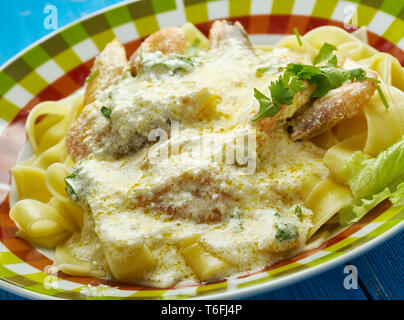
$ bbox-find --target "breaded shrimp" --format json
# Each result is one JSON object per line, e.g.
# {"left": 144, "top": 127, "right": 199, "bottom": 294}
{"left": 128, "top": 27, "right": 186, "bottom": 75}
{"left": 209, "top": 20, "right": 252, "bottom": 50}
{"left": 254, "top": 86, "right": 314, "bottom": 135}
{"left": 208, "top": 21, "right": 313, "bottom": 136}
{"left": 84, "top": 39, "right": 128, "bottom": 106}
{"left": 288, "top": 69, "right": 378, "bottom": 141}
{"left": 66, "top": 39, "right": 128, "bottom": 160}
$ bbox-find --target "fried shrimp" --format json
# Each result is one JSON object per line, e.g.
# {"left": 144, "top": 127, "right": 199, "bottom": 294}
{"left": 66, "top": 39, "right": 128, "bottom": 160}
{"left": 128, "top": 27, "right": 186, "bottom": 75}
{"left": 209, "top": 20, "right": 252, "bottom": 50}
{"left": 288, "top": 69, "right": 378, "bottom": 141}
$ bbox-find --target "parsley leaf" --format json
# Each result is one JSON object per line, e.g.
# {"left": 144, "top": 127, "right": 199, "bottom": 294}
{"left": 294, "top": 205, "right": 302, "bottom": 219}
{"left": 85, "top": 70, "right": 99, "bottom": 83}
{"left": 252, "top": 88, "right": 280, "bottom": 121}
{"left": 175, "top": 55, "right": 194, "bottom": 67}
{"left": 310, "top": 66, "right": 347, "bottom": 98}
{"left": 256, "top": 67, "right": 271, "bottom": 77}
{"left": 252, "top": 72, "right": 305, "bottom": 121}
{"left": 275, "top": 223, "right": 299, "bottom": 242}
{"left": 346, "top": 68, "right": 367, "bottom": 82}
{"left": 286, "top": 62, "right": 375, "bottom": 99}
{"left": 313, "top": 42, "right": 338, "bottom": 65}
{"left": 101, "top": 106, "right": 112, "bottom": 119}
{"left": 270, "top": 72, "right": 306, "bottom": 106}
{"left": 285, "top": 63, "right": 320, "bottom": 81}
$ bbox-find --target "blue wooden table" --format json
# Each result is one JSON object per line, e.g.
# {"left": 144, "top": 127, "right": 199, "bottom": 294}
{"left": 0, "top": 0, "right": 403, "bottom": 300}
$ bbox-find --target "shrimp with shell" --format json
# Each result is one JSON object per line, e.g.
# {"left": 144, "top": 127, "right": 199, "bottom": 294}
{"left": 287, "top": 69, "right": 378, "bottom": 141}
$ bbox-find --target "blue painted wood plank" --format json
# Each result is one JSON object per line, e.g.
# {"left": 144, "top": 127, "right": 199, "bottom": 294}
{"left": 247, "top": 263, "right": 368, "bottom": 300}
{"left": 350, "top": 231, "right": 404, "bottom": 300}
{"left": 0, "top": 290, "right": 27, "bottom": 300}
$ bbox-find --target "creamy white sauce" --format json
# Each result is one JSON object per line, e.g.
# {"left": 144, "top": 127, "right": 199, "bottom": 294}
{"left": 64, "top": 43, "right": 328, "bottom": 287}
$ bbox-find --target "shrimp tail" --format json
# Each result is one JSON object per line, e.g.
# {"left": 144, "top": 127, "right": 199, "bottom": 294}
{"left": 209, "top": 20, "right": 252, "bottom": 50}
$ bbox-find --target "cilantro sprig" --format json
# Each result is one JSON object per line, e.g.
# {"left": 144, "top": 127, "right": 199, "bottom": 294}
{"left": 253, "top": 42, "right": 390, "bottom": 122}
{"left": 252, "top": 72, "right": 306, "bottom": 122}
{"left": 286, "top": 63, "right": 376, "bottom": 98}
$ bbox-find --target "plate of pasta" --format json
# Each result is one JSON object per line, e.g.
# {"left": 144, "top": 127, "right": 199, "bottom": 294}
{"left": 1, "top": 0, "right": 404, "bottom": 300}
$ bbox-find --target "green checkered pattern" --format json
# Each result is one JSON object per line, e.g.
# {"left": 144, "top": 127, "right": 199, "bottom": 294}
{"left": 0, "top": 0, "right": 404, "bottom": 299}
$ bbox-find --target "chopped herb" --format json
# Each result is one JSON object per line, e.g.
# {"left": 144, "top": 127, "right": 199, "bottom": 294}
{"left": 151, "top": 62, "right": 169, "bottom": 70}
{"left": 101, "top": 106, "right": 112, "bottom": 119}
{"left": 274, "top": 212, "right": 281, "bottom": 217}
{"left": 175, "top": 55, "right": 194, "bottom": 67}
{"left": 64, "top": 173, "right": 78, "bottom": 202}
{"left": 173, "top": 67, "right": 188, "bottom": 74}
{"left": 121, "top": 70, "right": 130, "bottom": 80}
{"left": 256, "top": 67, "right": 270, "bottom": 77}
{"left": 293, "top": 28, "right": 302, "bottom": 47}
{"left": 275, "top": 223, "right": 299, "bottom": 242}
{"left": 85, "top": 70, "right": 99, "bottom": 83}
{"left": 108, "top": 92, "right": 113, "bottom": 99}
{"left": 376, "top": 85, "right": 390, "bottom": 110}
{"left": 313, "top": 42, "right": 337, "bottom": 65}
{"left": 252, "top": 72, "right": 306, "bottom": 121}
{"left": 185, "top": 38, "right": 201, "bottom": 56}
{"left": 294, "top": 205, "right": 302, "bottom": 220}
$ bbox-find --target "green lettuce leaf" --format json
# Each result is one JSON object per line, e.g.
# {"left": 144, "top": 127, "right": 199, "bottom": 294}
{"left": 390, "top": 182, "right": 404, "bottom": 205}
{"left": 339, "top": 135, "right": 404, "bottom": 225}
{"left": 342, "top": 136, "right": 404, "bottom": 199}
{"left": 339, "top": 187, "right": 390, "bottom": 225}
